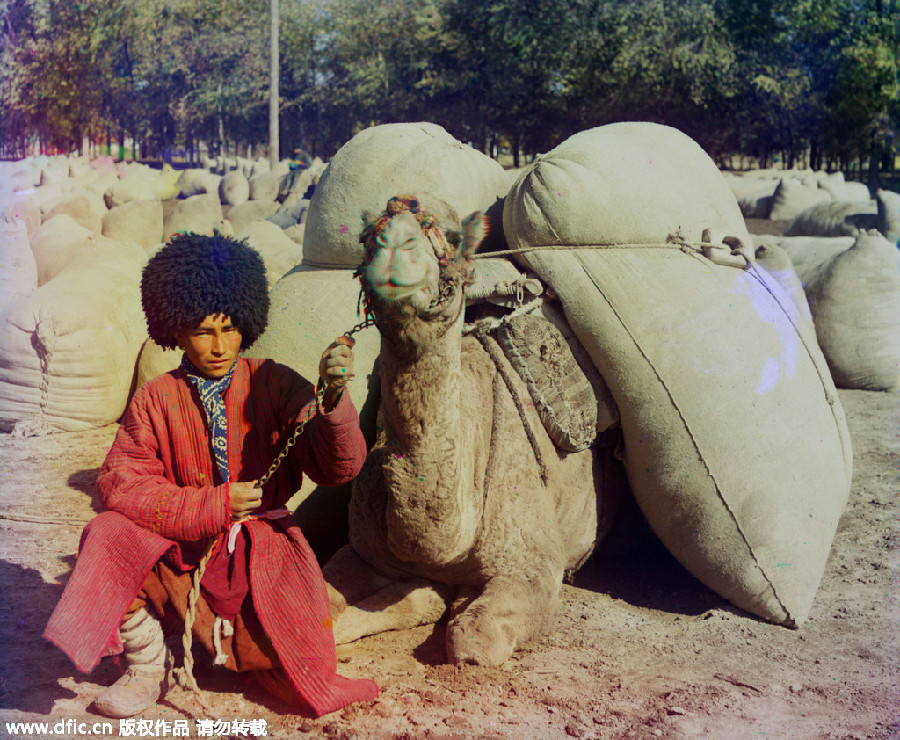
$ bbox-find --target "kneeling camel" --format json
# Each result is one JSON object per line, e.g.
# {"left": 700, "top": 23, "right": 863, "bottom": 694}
{"left": 324, "top": 194, "right": 620, "bottom": 665}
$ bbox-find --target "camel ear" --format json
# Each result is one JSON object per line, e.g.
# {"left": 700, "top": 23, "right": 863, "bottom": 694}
{"left": 460, "top": 211, "right": 489, "bottom": 259}
{"left": 358, "top": 209, "right": 378, "bottom": 243}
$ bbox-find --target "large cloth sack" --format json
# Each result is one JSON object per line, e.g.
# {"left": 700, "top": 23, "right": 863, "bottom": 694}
{"left": 791, "top": 230, "right": 900, "bottom": 391}
{"left": 0, "top": 217, "right": 38, "bottom": 313}
{"left": 176, "top": 169, "right": 221, "bottom": 198}
{"left": 246, "top": 265, "right": 380, "bottom": 419}
{"left": 0, "top": 260, "right": 146, "bottom": 435}
{"left": 29, "top": 215, "right": 93, "bottom": 285}
{"left": 770, "top": 179, "right": 832, "bottom": 221}
{"left": 104, "top": 168, "right": 161, "bottom": 208}
{"left": 0, "top": 191, "right": 42, "bottom": 238}
{"left": 41, "top": 192, "right": 105, "bottom": 234}
{"left": 236, "top": 221, "right": 303, "bottom": 288}
{"left": 163, "top": 193, "right": 227, "bottom": 241}
{"left": 249, "top": 172, "right": 281, "bottom": 202}
{"left": 818, "top": 179, "right": 870, "bottom": 203}
{"left": 219, "top": 170, "right": 250, "bottom": 207}
{"left": 876, "top": 189, "right": 900, "bottom": 244}
{"left": 783, "top": 200, "right": 877, "bottom": 237}
{"left": 722, "top": 173, "right": 778, "bottom": 218}
{"left": 504, "top": 122, "right": 853, "bottom": 627}
{"left": 304, "top": 122, "right": 510, "bottom": 268}
{"left": 753, "top": 242, "right": 813, "bottom": 326}
{"left": 135, "top": 337, "right": 181, "bottom": 390}
{"left": 102, "top": 200, "right": 164, "bottom": 250}
{"left": 225, "top": 200, "right": 278, "bottom": 234}
{"left": 757, "top": 235, "right": 855, "bottom": 276}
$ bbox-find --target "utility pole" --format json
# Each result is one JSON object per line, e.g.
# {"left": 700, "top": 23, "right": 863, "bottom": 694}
{"left": 269, "top": 0, "right": 280, "bottom": 169}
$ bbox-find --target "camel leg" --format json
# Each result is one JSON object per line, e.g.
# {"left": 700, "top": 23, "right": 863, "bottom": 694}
{"left": 323, "top": 545, "right": 453, "bottom": 645}
{"left": 445, "top": 573, "right": 561, "bottom": 666}
{"left": 323, "top": 545, "right": 394, "bottom": 614}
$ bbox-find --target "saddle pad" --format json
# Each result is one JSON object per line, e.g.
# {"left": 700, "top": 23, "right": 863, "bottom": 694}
{"left": 493, "top": 307, "right": 613, "bottom": 452}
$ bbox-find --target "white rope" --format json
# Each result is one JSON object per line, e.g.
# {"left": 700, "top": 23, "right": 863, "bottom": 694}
{"left": 463, "top": 295, "right": 546, "bottom": 336}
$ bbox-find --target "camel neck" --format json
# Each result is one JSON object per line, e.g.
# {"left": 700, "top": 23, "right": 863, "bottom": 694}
{"left": 377, "top": 311, "right": 480, "bottom": 564}
{"left": 378, "top": 319, "right": 462, "bottom": 450}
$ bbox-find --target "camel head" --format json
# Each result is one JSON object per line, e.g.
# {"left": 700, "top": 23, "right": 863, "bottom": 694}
{"left": 358, "top": 194, "right": 487, "bottom": 348}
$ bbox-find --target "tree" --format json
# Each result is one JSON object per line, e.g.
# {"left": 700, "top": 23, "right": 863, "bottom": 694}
{"left": 565, "top": 0, "right": 738, "bottom": 157}
{"left": 437, "top": 0, "right": 583, "bottom": 163}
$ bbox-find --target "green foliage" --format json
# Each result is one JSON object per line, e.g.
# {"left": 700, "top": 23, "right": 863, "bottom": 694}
{"left": 0, "top": 0, "right": 896, "bottom": 170}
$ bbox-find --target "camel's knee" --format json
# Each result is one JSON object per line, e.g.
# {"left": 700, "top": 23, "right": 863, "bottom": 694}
{"left": 322, "top": 545, "right": 393, "bottom": 609}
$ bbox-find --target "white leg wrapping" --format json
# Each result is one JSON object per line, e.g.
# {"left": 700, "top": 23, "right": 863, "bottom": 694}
{"left": 94, "top": 609, "right": 170, "bottom": 719}
{"left": 119, "top": 608, "right": 167, "bottom": 672}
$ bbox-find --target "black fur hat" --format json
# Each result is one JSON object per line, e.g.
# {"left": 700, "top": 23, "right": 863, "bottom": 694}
{"left": 141, "top": 232, "right": 269, "bottom": 350}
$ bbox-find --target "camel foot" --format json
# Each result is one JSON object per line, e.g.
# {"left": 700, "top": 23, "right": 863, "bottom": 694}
{"left": 446, "top": 609, "right": 517, "bottom": 666}
{"left": 444, "top": 577, "right": 559, "bottom": 666}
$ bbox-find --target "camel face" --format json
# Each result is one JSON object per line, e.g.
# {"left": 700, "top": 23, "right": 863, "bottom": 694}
{"left": 365, "top": 212, "right": 441, "bottom": 310}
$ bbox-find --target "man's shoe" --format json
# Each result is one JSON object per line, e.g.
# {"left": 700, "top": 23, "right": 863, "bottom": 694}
{"left": 93, "top": 665, "right": 168, "bottom": 718}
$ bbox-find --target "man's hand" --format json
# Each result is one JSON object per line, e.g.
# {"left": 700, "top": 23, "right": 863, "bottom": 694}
{"left": 318, "top": 337, "right": 355, "bottom": 411}
{"left": 229, "top": 481, "right": 262, "bottom": 522}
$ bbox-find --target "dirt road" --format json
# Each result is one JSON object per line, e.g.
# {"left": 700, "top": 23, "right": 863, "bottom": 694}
{"left": 0, "top": 387, "right": 897, "bottom": 739}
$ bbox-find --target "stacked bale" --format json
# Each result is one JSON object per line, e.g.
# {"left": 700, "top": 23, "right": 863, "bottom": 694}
{"left": 225, "top": 201, "right": 279, "bottom": 234}
{"left": 505, "top": 122, "right": 852, "bottom": 628}
{"left": 784, "top": 200, "right": 878, "bottom": 237}
{"left": 219, "top": 170, "right": 251, "bottom": 207}
{"left": 175, "top": 168, "right": 221, "bottom": 198}
{"left": 249, "top": 172, "right": 281, "bottom": 202}
{"left": 102, "top": 200, "right": 164, "bottom": 251}
{"left": 818, "top": 178, "right": 870, "bottom": 203}
{"left": 876, "top": 189, "right": 900, "bottom": 244}
{"left": 163, "top": 193, "right": 227, "bottom": 241}
{"left": 303, "top": 122, "right": 512, "bottom": 268}
{"left": 0, "top": 217, "right": 38, "bottom": 313}
{"left": 104, "top": 165, "right": 174, "bottom": 208}
{"left": 0, "top": 192, "right": 42, "bottom": 238}
{"left": 769, "top": 178, "right": 832, "bottom": 220}
{"left": 236, "top": 221, "right": 302, "bottom": 288}
{"left": 42, "top": 192, "right": 106, "bottom": 234}
{"left": 777, "top": 232, "right": 900, "bottom": 391}
{"left": 0, "top": 242, "right": 147, "bottom": 435}
{"left": 135, "top": 337, "right": 182, "bottom": 389}
{"left": 753, "top": 242, "right": 814, "bottom": 326}
{"left": 30, "top": 216, "right": 94, "bottom": 285}
{"left": 722, "top": 173, "right": 779, "bottom": 218}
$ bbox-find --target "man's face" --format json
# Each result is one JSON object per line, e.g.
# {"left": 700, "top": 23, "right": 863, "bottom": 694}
{"left": 175, "top": 313, "right": 242, "bottom": 379}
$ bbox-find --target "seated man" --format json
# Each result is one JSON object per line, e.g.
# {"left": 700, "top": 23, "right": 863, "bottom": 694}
{"left": 44, "top": 233, "right": 378, "bottom": 718}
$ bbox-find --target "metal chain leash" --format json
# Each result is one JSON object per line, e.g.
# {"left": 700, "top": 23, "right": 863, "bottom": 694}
{"left": 255, "top": 317, "right": 376, "bottom": 489}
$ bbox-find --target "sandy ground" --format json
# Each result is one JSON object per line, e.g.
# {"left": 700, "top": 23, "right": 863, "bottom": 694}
{"left": 0, "top": 391, "right": 897, "bottom": 740}
{"left": 0, "top": 217, "right": 897, "bottom": 739}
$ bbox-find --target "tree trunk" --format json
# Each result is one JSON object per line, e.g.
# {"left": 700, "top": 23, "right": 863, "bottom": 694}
{"left": 867, "top": 141, "right": 881, "bottom": 193}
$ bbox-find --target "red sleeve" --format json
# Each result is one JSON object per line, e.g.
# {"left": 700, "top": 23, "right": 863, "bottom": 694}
{"left": 96, "top": 386, "right": 230, "bottom": 542}
{"left": 295, "top": 390, "right": 368, "bottom": 486}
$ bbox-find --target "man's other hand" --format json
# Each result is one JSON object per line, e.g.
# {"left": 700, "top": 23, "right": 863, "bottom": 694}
{"left": 318, "top": 338, "right": 355, "bottom": 411}
{"left": 229, "top": 481, "right": 262, "bottom": 521}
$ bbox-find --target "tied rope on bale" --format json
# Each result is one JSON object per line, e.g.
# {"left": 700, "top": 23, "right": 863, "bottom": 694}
{"left": 473, "top": 230, "right": 755, "bottom": 271}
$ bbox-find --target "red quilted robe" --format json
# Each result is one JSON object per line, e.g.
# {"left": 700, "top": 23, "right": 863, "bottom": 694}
{"left": 44, "top": 357, "right": 378, "bottom": 716}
